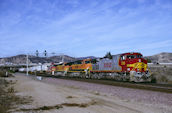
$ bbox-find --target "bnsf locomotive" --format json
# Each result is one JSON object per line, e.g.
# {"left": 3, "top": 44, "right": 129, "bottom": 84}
{"left": 50, "top": 52, "right": 151, "bottom": 82}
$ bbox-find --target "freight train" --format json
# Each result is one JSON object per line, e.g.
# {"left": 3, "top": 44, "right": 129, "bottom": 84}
{"left": 50, "top": 52, "right": 151, "bottom": 82}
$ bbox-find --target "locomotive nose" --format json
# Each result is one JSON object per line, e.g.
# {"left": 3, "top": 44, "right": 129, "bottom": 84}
{"left": 137, "top": 59, "right": 147, "bottom": 72}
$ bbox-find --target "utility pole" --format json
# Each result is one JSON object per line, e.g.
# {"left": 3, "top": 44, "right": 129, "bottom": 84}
{"left": 26, "top": 54, "right": 29, "bottom": 76}
{"left": 62, "top": 54, "right": 64, "bottom": 63}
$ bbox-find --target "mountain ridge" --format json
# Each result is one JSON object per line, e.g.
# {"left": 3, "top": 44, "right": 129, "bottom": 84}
{"left": 144, "top": 52, "right": 172, "bottom": 63}
{"left": 0, "top": 52, "right": 172, "bottom": 64}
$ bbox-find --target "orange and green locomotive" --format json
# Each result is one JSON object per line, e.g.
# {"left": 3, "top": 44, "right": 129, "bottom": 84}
{"left": 51, "top": 52, "right": 151, "bottom": 82}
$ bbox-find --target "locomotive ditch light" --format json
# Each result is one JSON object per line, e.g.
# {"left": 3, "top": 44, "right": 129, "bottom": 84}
{"left": 137, "top": 68, "right": 139, "bottom": 71}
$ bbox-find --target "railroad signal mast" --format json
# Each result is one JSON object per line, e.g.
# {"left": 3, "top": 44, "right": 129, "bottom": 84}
{"left": 26, "top": 50, "right": 65, "bottom": 75}
{"left": 44, "top": 50, "right": 47, "bottom": 57}
{"left": 36, "top": 50, "right": 39, "bottom": 57}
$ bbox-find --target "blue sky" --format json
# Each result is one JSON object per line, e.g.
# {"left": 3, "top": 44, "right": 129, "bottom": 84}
{"left": 0, "top": 0, "right": 172, "bottom": 57}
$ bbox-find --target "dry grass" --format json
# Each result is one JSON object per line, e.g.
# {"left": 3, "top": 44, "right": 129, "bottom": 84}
{"left": 150, "top": 67, "right": 172, "bottom": 83}
{"left": 0, "top": 71, "right": 13, "bottom": 77}
{"left": 0, "top": 71, "right": 7, "bottom": 77}
{"left": 0, "top": 77, "right": 32, "bottom": 113}
{"left": 94, "top": 91, "right": 100, "bottom": 95}
{"left": 18, "top": 100, "right": 97, "bottom": 112}
{"left": 19, "top": 105, "right": 63, "bottom": 112}
{"left": 66, "top": 96, "right": 75, "bottom": 99}
{"left": 62, "top": 103, "right": 88, "bottom": 108}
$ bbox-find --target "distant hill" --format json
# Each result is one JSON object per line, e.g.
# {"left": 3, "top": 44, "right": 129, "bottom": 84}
{"left": 29, "top": 55, "right": 77, "bottom": 63}
{"left": 144, "top": 52, "right": 172, "bottom": 63}
{"left": 1, "top": 52, "right": 171, "bottom": 65}
{"left": 77, "top": 56, "right": 98, "bottom": 60}
{"left": 0, "top": 55, "right": 97, "bottom": 64}
{"left": 0, "top": 54, "right": 77, "bottom": 64}
{"left": 0, "top": 54, "right": 27, "bottom": 64}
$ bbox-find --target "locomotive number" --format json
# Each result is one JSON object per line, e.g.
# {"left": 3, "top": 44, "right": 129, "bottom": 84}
{"left": 104, "top": 63, "right": 112, "bottom": 68}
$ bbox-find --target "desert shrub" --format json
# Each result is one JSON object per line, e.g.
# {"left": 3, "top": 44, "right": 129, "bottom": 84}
{"left": 0, "top": 79, "right": 32, "bottom": 113}
{"left": 8, "top": 70, "right": 16, "bottom": 73}
{"left": 0, "top": 70, "right": 14, "bottom": 77}
{"left": 149, "top": 66, "right": 172, "bottom": 84}
{"left": 160, "top": 76, "right": 168, "bottom": 82}
{"left": 0, "top": 71, "right": 7, "bottom": 77}
{"left": 150, "top": 73, "right": 157, "bottom": 83}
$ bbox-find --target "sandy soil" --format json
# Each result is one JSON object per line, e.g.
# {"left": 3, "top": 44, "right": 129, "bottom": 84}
{"left": 12, "top": 73, "right": 172, "bottom": 113}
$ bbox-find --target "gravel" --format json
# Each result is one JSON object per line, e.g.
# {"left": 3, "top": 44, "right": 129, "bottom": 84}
{"left": 42, "top": 77, "right": 172, "bottom": 106}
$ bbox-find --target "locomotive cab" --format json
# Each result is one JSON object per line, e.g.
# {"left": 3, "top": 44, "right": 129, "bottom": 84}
{"left": 120, "top": 53, "right": 147, "bottom": 72}
{"left": 120, "top": 52, "right": 151, "bottom": 82}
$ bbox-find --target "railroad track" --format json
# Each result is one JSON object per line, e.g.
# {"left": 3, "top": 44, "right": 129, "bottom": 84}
{"left": 36, "top": 74, "right": 172, "bottom": 93}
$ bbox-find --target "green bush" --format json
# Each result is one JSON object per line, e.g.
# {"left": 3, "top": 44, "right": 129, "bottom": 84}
{"left": 0, "top": 71, "right": 6, "bottom": 77}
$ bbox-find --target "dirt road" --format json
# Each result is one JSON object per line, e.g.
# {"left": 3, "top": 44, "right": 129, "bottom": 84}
{"left": 12, "top": 73, "right": 172, "bottom": 113}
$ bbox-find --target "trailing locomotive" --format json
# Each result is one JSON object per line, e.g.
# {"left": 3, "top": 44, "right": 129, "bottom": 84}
{"left": 50, "top": 52, "right": 151, "bottom": 82}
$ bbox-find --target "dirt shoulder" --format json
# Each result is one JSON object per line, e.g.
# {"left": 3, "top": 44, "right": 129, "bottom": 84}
{"left": 12, "top": 73, "right": 172, "bottom": 113}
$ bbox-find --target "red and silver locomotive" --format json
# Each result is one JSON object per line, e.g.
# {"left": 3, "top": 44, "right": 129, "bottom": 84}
{"left": 51, "top": 52, "right": 151, "bottom": 82}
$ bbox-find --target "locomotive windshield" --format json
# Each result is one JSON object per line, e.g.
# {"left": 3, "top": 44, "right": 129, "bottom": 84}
{"left": 85, "top": 59, "right": 97, "bottom": 64}
{"left": 127, "top": 55, "right": 135, "bottom": 59}
{"left": 137, "top": 55, "right": 142, "bottom": 58}
{"left": 127, "top": 55, "right": 143, "bottom": 59}
{"left": 85, "top": 61, "right": 91, "bottom": 64}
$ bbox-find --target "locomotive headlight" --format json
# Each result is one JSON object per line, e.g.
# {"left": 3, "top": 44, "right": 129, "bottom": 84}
{"left": 139, "top": 59, "right": 141, "bottom": 62}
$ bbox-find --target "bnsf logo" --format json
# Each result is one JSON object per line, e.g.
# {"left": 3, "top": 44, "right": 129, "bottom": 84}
{"left": 104, "top": 63, "right": 112, "bottom": 68}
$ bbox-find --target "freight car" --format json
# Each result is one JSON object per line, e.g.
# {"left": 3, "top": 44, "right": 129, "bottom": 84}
{"left": 51, "top": 52, "right": 151, "bottom": 82}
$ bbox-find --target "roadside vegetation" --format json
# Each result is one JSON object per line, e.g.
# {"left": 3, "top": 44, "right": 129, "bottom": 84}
{"left": 17, "top": 100, "right": 96, "bottom": 112}
{"left": 150, "top": 66, "right": 172, "bottom": 84}
{"left": 0, "top": 70, "right": 13, "bottom": 77}
{"left": 0, "top": 70, "right": 32, "bottom": 113}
